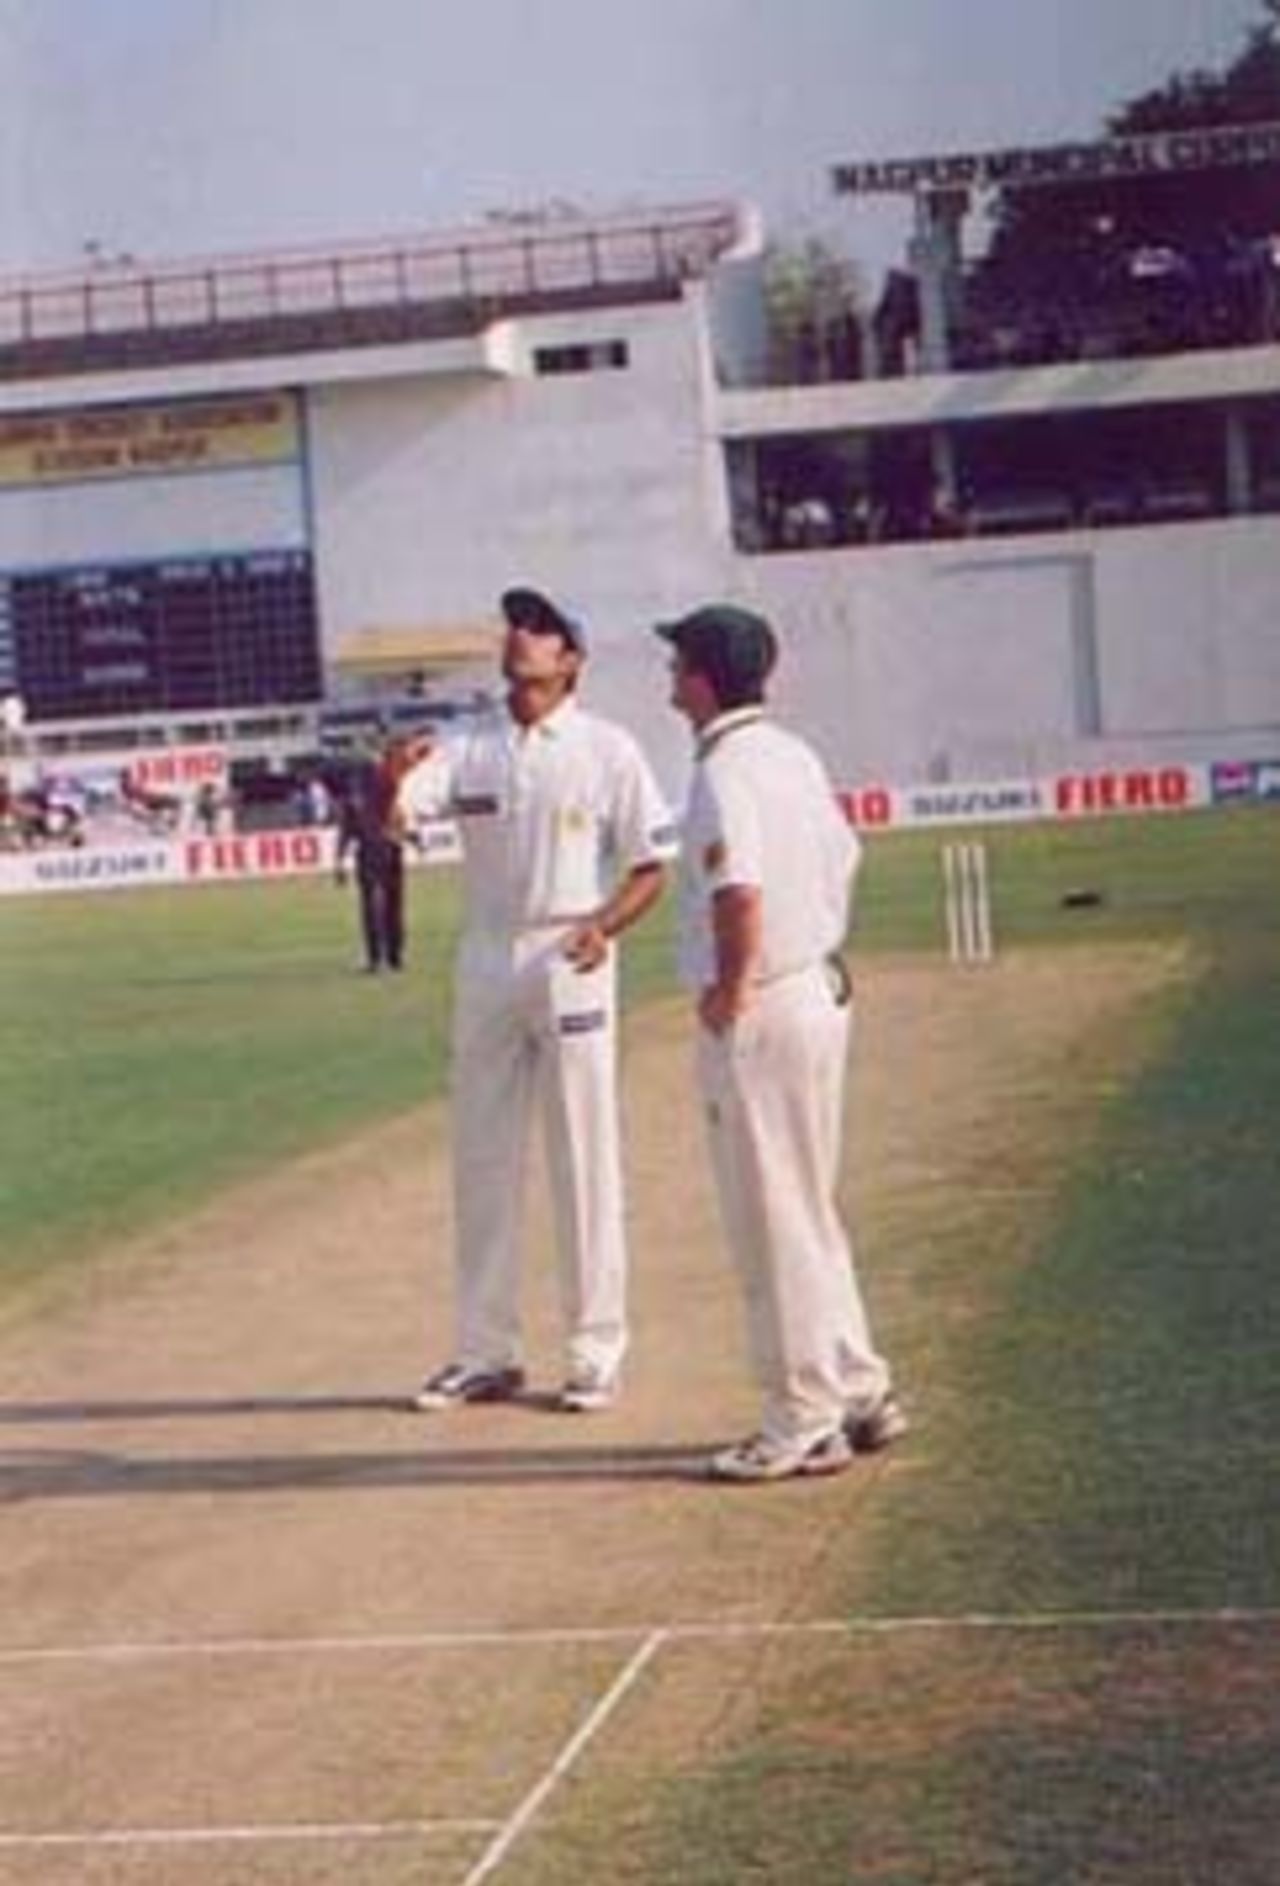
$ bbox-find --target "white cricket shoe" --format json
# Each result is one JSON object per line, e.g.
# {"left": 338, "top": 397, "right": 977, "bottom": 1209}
{"left": 845, "top": 1390, "right": 909, "bottom": 1453}
{"left": 410, "top": 1362, "right": 526, "bottom": 1411}
{"left": 557, "top": 1367, "right": 620, "bottom": 1413}
{"left": 707, "top": 1428, "right": 853, "bottom": 1484}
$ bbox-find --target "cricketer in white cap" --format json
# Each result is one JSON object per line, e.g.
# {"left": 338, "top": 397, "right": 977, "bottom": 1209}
{"left": 401, "top": 586, "right": 676, "bottom": 1413}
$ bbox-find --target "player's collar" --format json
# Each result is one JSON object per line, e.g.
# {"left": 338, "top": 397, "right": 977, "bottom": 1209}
{"left": 508, "top": 693, "right": 578, "bottom": 741}
{"left": 696, "top": 706, "right": 764, "bottom": 760}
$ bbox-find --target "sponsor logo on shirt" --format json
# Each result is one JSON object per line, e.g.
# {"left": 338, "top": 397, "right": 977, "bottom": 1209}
{"left": 559, "top": 1010, "right": 607, "bottom": 1035}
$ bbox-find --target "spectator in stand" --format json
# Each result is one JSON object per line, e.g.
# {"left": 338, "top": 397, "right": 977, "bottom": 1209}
{"left": 781, "top": 496, "right": 836, "bottom": 549}
{"left": 928, "top": 489, "right": 969, "bottom": 538}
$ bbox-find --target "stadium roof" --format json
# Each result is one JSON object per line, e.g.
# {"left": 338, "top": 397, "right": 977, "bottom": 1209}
{"left": 0, "top": 199, "right": 760, "bottom": 386}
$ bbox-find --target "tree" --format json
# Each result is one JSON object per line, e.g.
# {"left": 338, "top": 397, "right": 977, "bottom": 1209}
{"left": 977, "top": 7, "right": 1280, "bottom": 287}
{"left": 761, "top": 233, "right": 866, "bottom": 383}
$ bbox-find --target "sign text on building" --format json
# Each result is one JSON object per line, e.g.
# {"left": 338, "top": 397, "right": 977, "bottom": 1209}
{"left": 0, "top": 392, "right": 299, "bottom": 489}
{"left": 832, "top": 120, "right": 1280, "bottom": 196}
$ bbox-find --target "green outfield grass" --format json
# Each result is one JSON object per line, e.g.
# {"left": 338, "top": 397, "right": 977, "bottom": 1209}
{"left": 2, "top": 808, "right": 1275, "bottom": 1304}
{"left": 854, "top": 802, "right": 1280, "bottom": 951}
{"left": 0, "top": 870, "right": 449, "bottom": 1295}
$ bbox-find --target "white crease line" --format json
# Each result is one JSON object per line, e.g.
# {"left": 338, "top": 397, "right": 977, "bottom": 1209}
{"left": 3, "top": 1613, "right": 1276, "bottom": 1863}
{"left": 0, "top": 1818, "right": 500, "bottom": 1851}
{"left": 2, "top": 1609, "right": 1278, "bottom": 1667}
{"left": 0, "top": 1626, "right": 651, "bottom": 1666}
{"left": 669, "top": 1607, "right": 1280, "bottom": 1638}
{"left": 460, "top": 1628, "right": 667, "bottom": 1886}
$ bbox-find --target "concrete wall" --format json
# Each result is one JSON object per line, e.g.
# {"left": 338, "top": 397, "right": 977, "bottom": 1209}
{"left": 727, "top": 513, "right": 1280, "bottom": 788}
{"left": 305, "top": 293, "right": 736, "bottom": 652}
{"left": 301, "top": 292, "right": 743, "bottom": 793}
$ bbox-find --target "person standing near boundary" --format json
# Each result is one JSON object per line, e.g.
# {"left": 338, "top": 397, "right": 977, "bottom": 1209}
{"left": 334, "top": 735, "right": 420, "bottom": 973}
{"left": 400, "top": 585, "right": 675, "bottom": 1413}
{"left": 656, "top": 603, "right": 906, "bottom": 1483}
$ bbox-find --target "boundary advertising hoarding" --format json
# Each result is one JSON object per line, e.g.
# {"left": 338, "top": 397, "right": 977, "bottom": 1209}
{"left": 838, "top": 761, "right": 1216, "bottom": 828}
{"left": 0, "top": 819, "right": 462, "bottom": 896}
{"left": 2, "top": 759, "right": 1275, "bottom": 896}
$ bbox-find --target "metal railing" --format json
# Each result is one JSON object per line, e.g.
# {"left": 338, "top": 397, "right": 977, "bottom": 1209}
{"left": 0, "top": 203, "right": 746, "bottom": 356}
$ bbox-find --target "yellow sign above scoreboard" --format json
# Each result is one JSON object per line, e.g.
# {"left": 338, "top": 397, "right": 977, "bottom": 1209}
{"left": 0, "top": 391, "right": 299, "bottom": 489}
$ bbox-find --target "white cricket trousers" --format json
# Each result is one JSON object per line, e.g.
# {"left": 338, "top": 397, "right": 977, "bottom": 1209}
{"left": 448, "top": 928, "right": 628, "bottom": 1381}
{"left": 696, "top": 963, "right": 890, "bottom": 1447}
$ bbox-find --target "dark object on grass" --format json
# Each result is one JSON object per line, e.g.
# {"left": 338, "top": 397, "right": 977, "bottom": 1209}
{"left": 1061, "top": 887, "right": 1105, "bottom": 909}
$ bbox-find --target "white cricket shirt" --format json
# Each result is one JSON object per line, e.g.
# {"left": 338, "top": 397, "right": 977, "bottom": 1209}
{"left": 677, "top": 708, "right": 860, "bottom": 988}
{"left": 401, "top": 697, "right": 676, "bottom": 933}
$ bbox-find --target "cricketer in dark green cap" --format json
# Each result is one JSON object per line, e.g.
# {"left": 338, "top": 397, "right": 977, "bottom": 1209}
{"left": 654, "top": 603, "right": 779, "bottom": 710}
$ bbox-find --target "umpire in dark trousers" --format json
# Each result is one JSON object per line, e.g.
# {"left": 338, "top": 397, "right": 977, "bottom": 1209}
{"left": 334, "top": 736, "right": 419, "bottom": 972}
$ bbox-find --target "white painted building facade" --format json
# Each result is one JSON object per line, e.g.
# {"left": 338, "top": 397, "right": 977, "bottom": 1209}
{"left": 1, "top": 197, "right": 1277, "bottom": 805}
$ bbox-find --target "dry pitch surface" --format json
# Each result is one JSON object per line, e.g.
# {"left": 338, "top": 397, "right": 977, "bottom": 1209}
{"left": 0, "top": 949, "right": 1188, "bottom": 1885}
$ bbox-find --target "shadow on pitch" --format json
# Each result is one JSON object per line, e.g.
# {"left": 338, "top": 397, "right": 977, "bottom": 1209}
{"left": 0, "top": 1393, "right": 411, "bottom": 1424}
{"left": 0, "top": 1388, "right": 691, "bottom": 1424}
{"left": 0, "top": 1438, "right": 710, "bottom": 1504}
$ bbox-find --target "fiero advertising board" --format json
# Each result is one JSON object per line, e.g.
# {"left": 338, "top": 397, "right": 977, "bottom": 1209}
{"left": 1, "top": 759, "right": 1275, "bottom": 895}
{"left": 0, "top": 819, "right": 462, "bottom": 896}
{"left": 839, "top": 761, "right": 1215, "bottom": 829}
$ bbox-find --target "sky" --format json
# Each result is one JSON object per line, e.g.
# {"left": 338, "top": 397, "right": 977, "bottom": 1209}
{"left": 0, "top": 0, "right": 1264, "bottom": 289}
